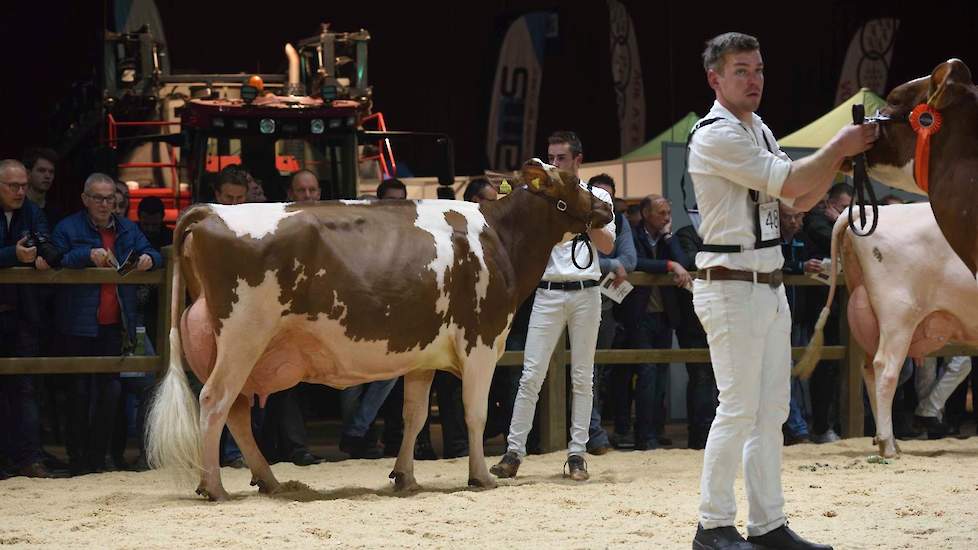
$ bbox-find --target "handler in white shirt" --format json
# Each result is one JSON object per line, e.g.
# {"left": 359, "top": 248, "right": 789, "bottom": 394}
{"left": 688, "top": 33, "right": 877, "bottom": 550}
{"left": 490, "top": 131, "right": 615, "bottom": 482}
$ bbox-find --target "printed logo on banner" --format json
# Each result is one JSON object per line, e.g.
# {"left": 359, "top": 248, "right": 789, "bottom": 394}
{"left": 486, "top": 13, "right": 551, "bottom": 171}
{"left": 835, "top": 19, "right": 899, "bottom": 105}
{"left": 607, "top": 0, "right": 646, "bottom": 155}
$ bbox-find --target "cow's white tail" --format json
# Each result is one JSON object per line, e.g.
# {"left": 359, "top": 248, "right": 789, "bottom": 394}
{"left": 793, "top": 208, "right": 852, "bottom": 379}
{"left": 145, "top": 220, "right": 203, "bottom": 485}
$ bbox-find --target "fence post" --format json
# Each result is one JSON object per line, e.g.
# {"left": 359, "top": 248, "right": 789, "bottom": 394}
{"left": 538, "top": 330, "right": 568, "bottom": 452}
{"left": 839, "top": 287, "right": 865, "bottom": 438}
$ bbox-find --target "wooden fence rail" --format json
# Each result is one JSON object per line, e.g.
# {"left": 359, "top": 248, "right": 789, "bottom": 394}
{"left": 1, "top": 255, "right": 975, "bottom": 453}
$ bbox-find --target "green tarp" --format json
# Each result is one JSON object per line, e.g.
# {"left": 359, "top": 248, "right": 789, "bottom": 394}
{"left": 622, "top": 112, "right": 700, "bottom": 160}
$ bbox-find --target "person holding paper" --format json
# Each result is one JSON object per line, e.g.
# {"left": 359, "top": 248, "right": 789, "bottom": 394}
{"left": 52, "top": 172, "right": 160, "bottom": 474}
{"left": 615, "top": 194, "right": 690, "bottom": 450}
{"left": 585, "top": 173, "right": 635, "bottom": 456}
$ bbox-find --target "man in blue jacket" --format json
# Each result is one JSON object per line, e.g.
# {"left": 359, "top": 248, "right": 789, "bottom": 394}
{"left": 53, "top": 172, "right": 160, "bottom": 474}
{"left": 0, "top": 159, "right": 53, "bottom": 479}
{"left": 615, "top": 194, "right": 692, "bottom": 450}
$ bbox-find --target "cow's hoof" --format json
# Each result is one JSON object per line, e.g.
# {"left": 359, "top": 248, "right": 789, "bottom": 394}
{"left": 467, "top": 477, "right": 497, "bottom": 489}
{"left": 876, "top": 437, "right": 900, "bottom": 459}
{"left": 389, "top": 470, "right": 420, "bottom": 492}
{"left": 195, "top": 484, "right": 230, "bottom": 502}
{"left": 250, "top": 477, "right": 281, "bottom": 494}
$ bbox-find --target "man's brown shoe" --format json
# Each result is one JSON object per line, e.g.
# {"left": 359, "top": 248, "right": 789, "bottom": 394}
{"left": 564, "top": 455, "right": 589, "bottom": 481}
{"left": 489, "top": 451, "right": 521, "bottom": 478}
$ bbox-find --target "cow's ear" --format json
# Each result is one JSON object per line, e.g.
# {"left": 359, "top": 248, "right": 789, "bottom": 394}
{"left": 520, "top": 163, "right": 558, "bottom": 195}
{"left": 929, "top": 58, "right": 973, "bottom": 109}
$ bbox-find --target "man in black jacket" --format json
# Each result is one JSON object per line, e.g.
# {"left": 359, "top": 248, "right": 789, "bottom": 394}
{"left": 615, "top": 195, "right": 691, "bottom": 449}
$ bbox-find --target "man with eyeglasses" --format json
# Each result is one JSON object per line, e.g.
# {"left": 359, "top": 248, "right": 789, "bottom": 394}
{"left": 0, "top": 159, "right": 53, "bottom": 479}
{"left": 51, "top": 172, "right": 160, "bottom": 475}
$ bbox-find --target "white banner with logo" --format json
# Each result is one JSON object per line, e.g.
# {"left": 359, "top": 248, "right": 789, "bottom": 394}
{"left": 486, "top": 13, "right": 549, "bottom": 171}
{"left": 607, "top": 0, "right": 646, "bottom": 155}
{"left": 835, "top": 18, "right": 900, "bottom": 105}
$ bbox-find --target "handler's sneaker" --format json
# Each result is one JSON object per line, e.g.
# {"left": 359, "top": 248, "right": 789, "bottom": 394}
{"left": 563, "top": 454, "right": 589, "bottom": 481}
{"left": 692, "top": 525, "right": 756, "bottom": 549}
{"left": 810, "top": 429, "right": 840, "bottom": 444}
{"left": 746, "top": 524, "right": 832, "bottom": 550}
{"left": 489, "top": 451, "right": 521, "bottom": 478}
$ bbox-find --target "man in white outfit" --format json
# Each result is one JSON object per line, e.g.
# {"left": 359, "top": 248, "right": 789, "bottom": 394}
{"left": 688, "top": 33, "right": 877, "bottom": 550}
{"left": 490, "top": 131, "right": 615, "bottom": 481}
{"left": 915, "top": 356, "right": 972, "bottom": 437}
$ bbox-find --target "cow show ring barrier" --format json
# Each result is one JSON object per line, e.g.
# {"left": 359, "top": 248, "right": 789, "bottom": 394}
{"left": 2, "top": 248, "right": 976, "bottom": 454}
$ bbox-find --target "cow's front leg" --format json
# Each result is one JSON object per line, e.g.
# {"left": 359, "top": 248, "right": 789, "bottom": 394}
{"left": 225, "top": 393, "right": 281, "bottom": 495}
{"left": 390, "top": 370, "right": 434, "bottom": 492}
{"left": 462, "top": 354, "right": 497, "bottom": 489}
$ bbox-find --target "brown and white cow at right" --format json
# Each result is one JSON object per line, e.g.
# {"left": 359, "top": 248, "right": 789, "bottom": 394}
{"left": 866, "top": 58, "right": 978, "bottom": 275}
{"left": 796, "top": 203, "right": 978, "bottom": 458}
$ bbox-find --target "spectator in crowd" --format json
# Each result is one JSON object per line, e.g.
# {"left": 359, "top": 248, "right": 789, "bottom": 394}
{"left": 625, "top": 203, "right": 642, "bottom": 229}
{"left": 136, "top": 197, "right": 172, "bottom": 252}
{"left": 801, "top": 184, "right": 851, "bottom": 444}
{"left": 213, "top": 166, "right": 249, "bottom": 205}
{"left": 113, "top": 181, "right": 131, "bottom": 219}
{"left": 616, "top": 194, "right": 691, "bottom": 450}
{"left": 463, "top": 177, "right": 497, "bottom": 203}
{"left": 23, "top": 148, "right": 64, "bottom": 226}
{"left": 779, "top": 202, "right": 820, "bottom": 445}
{"left": 586, "top": 173, "right": 636, "bottom": 455}
{"left": 0, "top": 159, "right": 53, "bottom": 479}
{"left": 377, "top": 178, "right": 407, "bottom": 200}
{"left": 674, "top": 212, "right": 718, "bottom": 449}
{"left": 246, "top": 175, "right": 267, "bottom": 203}
{"left": 52, "top": 172, "right": 160, "bottom": 475}
{"left": 288, "top": 170, "right": 322, "bottom": 202}
{"left": 490, "top": 130, "right": 615, "bottom": 482}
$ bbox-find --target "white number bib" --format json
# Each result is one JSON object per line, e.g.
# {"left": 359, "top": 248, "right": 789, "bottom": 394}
{"left": 757, "top": 200, "right": 780, "bottom": 243}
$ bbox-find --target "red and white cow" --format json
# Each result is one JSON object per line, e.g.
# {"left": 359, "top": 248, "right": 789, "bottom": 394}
{"left": 146, "top": 159, "right": 613, "bottom": 500}
{"left": 866, "top": 58, "right": 978, "bottom": 275}
{"left": 796, "top": 203, "right": 978, "bottom": 457}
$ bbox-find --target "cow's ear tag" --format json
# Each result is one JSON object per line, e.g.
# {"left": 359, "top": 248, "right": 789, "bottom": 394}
{"left": 530, "top": 177, "right": 541, "bottom": 190}
{"left": 499, "top": 179, "right": 512, "bottom": 195}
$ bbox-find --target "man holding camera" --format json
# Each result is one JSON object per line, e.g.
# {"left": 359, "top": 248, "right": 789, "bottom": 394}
{"left": 0, "top": 159, "right": 53, "bottom": 478}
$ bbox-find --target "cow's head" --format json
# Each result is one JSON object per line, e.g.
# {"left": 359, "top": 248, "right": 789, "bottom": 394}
{"left": 518, "top": 158, "right": 614, "bottom": 233}
{"left": 867, "top": 58, "right": 978, "bottom": 194}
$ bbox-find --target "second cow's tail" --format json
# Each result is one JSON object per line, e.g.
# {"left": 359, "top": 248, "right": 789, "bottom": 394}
{"left": 792, "top": 209, "right": 851, "bottom": 380}
{"left": 145, "top": 207, "right": 210, "bottom": 485}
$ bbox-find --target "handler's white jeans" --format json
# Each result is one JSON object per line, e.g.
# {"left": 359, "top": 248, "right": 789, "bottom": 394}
{"left": 916, "top": 356, "right": 972, "bottom": 419}
{"left": 507, "top": 286, "right": 600, "bottom": 458}
{"left": 692, "top": 279, "right": 790, "bottom": 537}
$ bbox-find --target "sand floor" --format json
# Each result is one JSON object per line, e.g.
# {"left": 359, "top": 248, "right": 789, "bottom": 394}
{"left": 1, "top": 436, "right": 976, "bottom": 549}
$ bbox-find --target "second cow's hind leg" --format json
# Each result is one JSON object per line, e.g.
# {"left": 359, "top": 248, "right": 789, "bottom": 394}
{"left": 225, "top": 394, "right": 281, "bottom": 495}
{"left": 390, "top": 370, "right": 434, "bottom": 492}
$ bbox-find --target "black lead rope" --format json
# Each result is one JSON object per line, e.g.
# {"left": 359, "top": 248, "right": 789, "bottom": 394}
{"left": 571, "top": 180, "right": 595, "bottom": 270}
{"left": 848, "top": 104, "right": 879, "bottom": 237}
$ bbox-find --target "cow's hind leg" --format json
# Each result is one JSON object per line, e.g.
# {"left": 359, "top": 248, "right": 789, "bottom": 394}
{"left": 390, "top": 370, "right": 434, "bottom": 492}
{"left": 225, "top": 393, "right": 281, "bottom": 495}
{"left": 872, "top": 335, "right": 912, "bottom": 459}
{"left": 462, "top": 349, "right": 497, "bottom": 489}
{"left": 197, "top": 335, "right": 275, "bottom": 501}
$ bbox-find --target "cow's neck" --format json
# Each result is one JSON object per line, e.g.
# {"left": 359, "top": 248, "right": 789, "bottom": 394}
{"left": 480, "top": 187, "right": 573, "bottom": 304}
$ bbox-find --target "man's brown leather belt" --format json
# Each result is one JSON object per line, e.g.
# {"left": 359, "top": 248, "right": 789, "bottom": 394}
{"left": 696, "top": 267, "right": 784, "bottom": 288}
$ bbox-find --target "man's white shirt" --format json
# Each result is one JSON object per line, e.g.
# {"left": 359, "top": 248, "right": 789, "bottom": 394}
{"left": 688, "top": 100, "right": 794, "bottom": 273}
